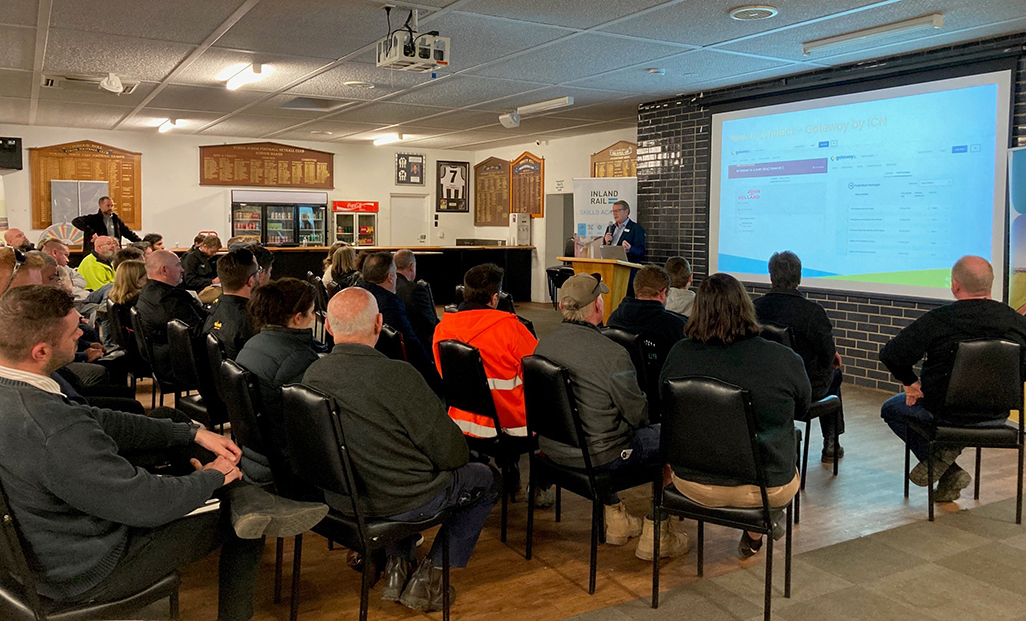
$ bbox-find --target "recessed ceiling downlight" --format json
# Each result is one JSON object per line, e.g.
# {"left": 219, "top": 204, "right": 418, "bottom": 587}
{"left": 343, "top": 81, "right": 375, "bottom": 89}
{"left": 729, "top": 5, "right": 778, "bottom": 20}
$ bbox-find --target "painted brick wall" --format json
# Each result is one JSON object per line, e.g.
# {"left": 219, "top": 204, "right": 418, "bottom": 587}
{"left": 636, "top": 34, "right": 1026, "bottom": 393}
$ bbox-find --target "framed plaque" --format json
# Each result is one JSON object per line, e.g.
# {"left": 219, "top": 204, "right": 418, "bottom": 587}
{"left": 436, "top": 160, "right": 470, "bottom": 212}
{"left": 200, "top": 142, "right": 333, "bottom": 189}
{"left": 396, "top": 152, "right": 425, "bottom": 185}
{"left": 473, "top": 157, "right": 510, "bottom": 227}
{"left": 591, "top": 141, "right": 637, "bottom": 178}
{"left": 511, "top": 151, "right": 544, "bottom": 218}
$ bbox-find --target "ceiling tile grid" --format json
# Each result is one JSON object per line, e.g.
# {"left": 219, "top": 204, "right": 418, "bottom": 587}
{"left": 44, "top": 29, "right": 195, "bottom": 82}
{"left": 49, "top": 0, "right": 245, "bottom": 45}
{"left": 2, "top": 0, "right": 39, "bottom": 27}
{"left": 0, "top": 25, "right": 38, "bottom": 71}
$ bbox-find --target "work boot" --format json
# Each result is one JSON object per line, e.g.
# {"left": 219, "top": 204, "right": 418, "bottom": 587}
{"left": 399, "top": 558, "right": 455, "bottom": 612}
{"left": 603, "top": 501, "right": 643, "bottom": 545}
{"left": 909, "top": 447, "right": 961, "bottom": 487}
{"left": 635, "top": 517, "right": 691, "bottom": 561}
{"left": 227, "top": 484, "right": 328, "bottom": 539}
{"left": 933, "top": 464, "right": 972, "bottom": 503}
{"left": 381, "top": 556, "right": 411, "bottom": 602}
{"left": 821, "top": 438, "right": 844, "bottom": 462}
{"left": 533, "top": 486, "right": 555, "bottom": 509}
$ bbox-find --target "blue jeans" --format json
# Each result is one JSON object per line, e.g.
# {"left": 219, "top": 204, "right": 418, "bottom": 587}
{"left": 880, "top": 394, "right": 1007, "bottom": 462}
{"left": 594, "top": 424, "right": 661, "bottom": 505}
{"left": 385, "top": 462, "right": 499, "bottom": 568}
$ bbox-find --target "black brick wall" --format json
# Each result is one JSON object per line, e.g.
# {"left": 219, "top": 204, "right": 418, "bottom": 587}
{"left": 636, "top": 34, "right": 1026, "bottom": 393}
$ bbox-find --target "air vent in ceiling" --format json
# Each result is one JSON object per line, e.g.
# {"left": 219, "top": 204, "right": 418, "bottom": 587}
{"left": 729, "top": 5, "right": 779, "bottom": 20}
{"left": 41, "top": 74, "right": 140, "bottom": 95}
{"left": 280, "top": 97, "right": 352, "bottom": 112}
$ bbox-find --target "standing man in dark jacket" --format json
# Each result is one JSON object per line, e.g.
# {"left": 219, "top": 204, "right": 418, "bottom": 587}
{"left": 880, "top": 255, "right": 1026, "bottom": 502}
{"left": 394, "top": 249, "right": 439, "bottom": 351}
{"left": 72, "top": 196, "right": 141, "bottom": 256}
{"left": 181, "top": 235, "right": 221, "bottom": 292}
{"left": 204, "top": 247, "right": 258, "bottom": 359}
{"left": 602, "top": 200, "right": 646, "bottom": 294}
{"left": 754, "top": 251, "right": 845, "bottom": 461}
{"left": 304, "top": 287, "right": 498, "bottom": 612}
{"left": 136, "top": 250, "right": 207, "bottom": 375}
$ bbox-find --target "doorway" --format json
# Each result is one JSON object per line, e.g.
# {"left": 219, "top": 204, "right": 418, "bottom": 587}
{"left": 389, "top": 194, "right": 430, "bottom": 246}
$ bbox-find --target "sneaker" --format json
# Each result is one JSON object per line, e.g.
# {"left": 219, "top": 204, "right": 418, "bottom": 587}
{"left": 399, "top": 558, "right": 455, "bottom": 612}
{"left": 635, "top": 517, "right": 690, "bottom": 561}
{"left": 737, "top": 531, "right": 764, "bottom": 560}
{"left": 532, "top": 486, "right": 555, "bottom": 509}
{"left": 381, "top": 556, "right": 411, "bottom": 602}
{"left": 821, "top": 439, "right": 844, "bottom": 463}
{"left": 909, "top": 447, "right": 961, "bottom": 487}
{"left": 227, "top": 485, "right": 328, "bottom": 539}
{"left": 933, "top": 464, "right": 972, "bottom": 503}
{"left": 603, "top": 501, "right": 643, "bottom": 545}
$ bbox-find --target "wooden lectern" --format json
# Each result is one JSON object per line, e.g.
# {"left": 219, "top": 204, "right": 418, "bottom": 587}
{"left": 557, "top": 257, "right": 642, "bottom": 323}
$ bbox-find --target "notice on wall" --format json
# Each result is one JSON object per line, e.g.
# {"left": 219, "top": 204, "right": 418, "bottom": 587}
{"left": 437, "top": 160, "right": 470, "bottom": 212}
{"left": 200, "top": 142, "right": 333, "bottom": 189}
{"left": 29, "top": 141, "right": 142, "bottom": 230}
{"left": 474, "top": 157, "right": 510, "bottom": 227}
{"left": 511, "top": 151, "right": 544, "bottom": 218}
{"left": 591, "top": 141, "right": 637, "bottom": 178}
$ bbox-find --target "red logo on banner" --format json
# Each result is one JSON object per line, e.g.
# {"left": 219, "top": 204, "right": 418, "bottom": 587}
{"left": 332, "top": 201, "right": 379, "bottom": 213}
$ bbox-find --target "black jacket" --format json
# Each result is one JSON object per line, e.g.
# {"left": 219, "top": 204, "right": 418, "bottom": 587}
{"left": 395, "top": 273, "right": 439, "bottom": 355}
{"left": 302, "top": 344, "right": 468, "bottom": 517}
{"left": 360, "top": 281, "right": 440, "bottom": 391}
{"left": 180, "top": 248, "right": 218, "bottom": 292}
{"left": 203, "top": 294, "right": 254, "bottom": 360}
{"left": 879, "top": 299, "right": 1026, "bottom": 418}
{"left": 71, "top": 210, "right": 140, "bottom": 256}
{"left": 753, "top": 289, "right": 837, "bottom": 399}
{"left": 603, "top": 218, "right": 646, "bottom": 263}
{"left": 607, "top": 297, "right": 686, "bottom": 363}
{"left": 136, "top": 280, "right": 206, "bottom": 376}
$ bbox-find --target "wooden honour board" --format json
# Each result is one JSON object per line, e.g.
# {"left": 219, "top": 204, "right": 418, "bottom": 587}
{"left": 200, "top": 142, "right": 333, "bottom": 189}
{"left": 29, "top": 141, "right": 142, "bottom": 231}
{"left": 510, "top": 151, "right": 544, "bottom": 218}
{"left": 474, "top": 157, "right": 510, "bottom": 227}
{"left": 591, "top": 140, "right": 637, "bottom": 178}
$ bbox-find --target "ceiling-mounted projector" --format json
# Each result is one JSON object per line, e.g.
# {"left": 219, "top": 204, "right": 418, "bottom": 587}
{"left": 499, "top": 111, "right": 521, "bottom": 129}
{"left": 376, "top": 30, "right": 450, "bottom": 73}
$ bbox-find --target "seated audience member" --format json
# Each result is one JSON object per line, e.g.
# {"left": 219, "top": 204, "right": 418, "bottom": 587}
{"left": 191, "top": 233, "right": 207, "bottom": 252}
{"left": 607, "top": 265, "right": 686, "bottom": 360}
{"left": 1, "top": 247, "right": 43, "bottom": 291}
{"left": 880, "top": 255, "right": 1026, "bottom": 502}
{"left": 0, "top": 285, "right": 327, "bottom": 621}
{"left": 130, "top": 240, "right": 154, "bottom": 256}
{"left": 40, "top": 239, "right": 89, "bottom": 303}
{"left": 395, "top": 249, "right": 439, "bottom": 350}
{"left": 136, "top": 250, "right": 207, "bottom": 374}
{"left": 32, "top": 251, "right": 60, "bottom": 287}
{"left": 108, "top": 259, "right": 147, "bottom": 339}
{"left": 661, "top": 273, "right": 808, "bottom": 559}
{"left": 204, "top": 247, "right": 259, "bottom": 359}
{"left": 664, "top": 256, "right": 695, "bottom": 317}
{"left": 360, "top": 251, "right": 440, "bottom": 389}
{"left": 252, "top": 244, "right": 274, "bottom": 286}
{"left": 534, "top": 273, "right": 689, "bottom": 560}
{"left": 3, "top": 227, "right": 34, "bottom": 251}
{"left": 182, "top": 234, "right": 221, "bottom": 292}
{"left": 328, "top": 244, "right": 362, "bottom": 290}
{"left": 753, "top": 251, "right": 845, "bottom": 461}
{"left": 322, "top": 241, "right": 345, "bottom": 282}
{"left": 78, "top": 235, "right": 119, "bottom": 291}
{"left": 142, "top": 233, "right": 164, "bottom": 251}
{"left": 303, "top": 288, "right": 498, "bottom": 611}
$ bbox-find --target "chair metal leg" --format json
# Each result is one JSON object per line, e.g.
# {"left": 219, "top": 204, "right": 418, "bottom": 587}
{"left": 589, "top": 500, "right": 601, "bottom": 595}
{"left": 833, "top": 408, "right": 841, "bottom": 476}
{"left": 290, "top": 534, "right": 303, "bottom": 621}
{"left": 974, "top": 447, "right": 982, "bottom": 500}
{"left": 903, "top": 444, "right": 911, "bottom": 498}
{"left": 928, "top": 443, "right": 935, "bottom": 522}
{"left": 555, "top": 486, "right": 562, "bottom": 522}
{"left": 151, "top": 380, "right": 157, "bottom": 409}
{"left": 442, "top": 527, "right": 451, "bottom": 621}
{"left": 328, "top": 539, "right": 333, "bottom": 551}
{"left": 697, "top": 521, "right": 704, "bottom": 577}
{"left": 359, "top": 542, "right": 372, "bottom": 621}
{"left": 800, "top": 420, "right": 811, "bottom": 491}
{"left": 526, "top": 474, "right": 536, "bottom": 560}
{"left": 500, "top": 462, "right": 509, "bottom": 543}
{"left": 274, "top": 537, "right": 284, "bottom": 604}
{"left": 793, "top": 480, "right": 800, "bottom": 525}
{"left": 1018, "top": 443, "right": 1024, "bottom": 525}
{"left": 652, "top": 507, "right": 661, "bottom": 606}
{"left": 169, "top": 586, "right": 179, "bottom": 619}
{"left": 764, "top": 533, "right": 773, "bottom": 621}
{"left": 785, "top": 503, "right": 793, "bottom": 598}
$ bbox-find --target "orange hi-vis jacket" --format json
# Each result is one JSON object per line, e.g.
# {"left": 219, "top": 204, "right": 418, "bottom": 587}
{"left": 433, "top": 308, "right": 538, "bottom": 438}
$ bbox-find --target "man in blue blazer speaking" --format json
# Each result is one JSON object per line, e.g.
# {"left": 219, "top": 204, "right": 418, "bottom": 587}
{"left": 603, "top": 200, "right": 646, "bottom": 264}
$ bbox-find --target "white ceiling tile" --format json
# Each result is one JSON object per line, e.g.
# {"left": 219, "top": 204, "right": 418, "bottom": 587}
{"left": 402, "top": 130, "right": 512, "bottom": 149}
{"left": 468, "top": 33, "right": 684, "bottom": 84}
{"left": 0, "top": 97, "right": 31, "bottom": 125}
{"left": 172, "top": 49, "right": 333, "bottom": 92}
{"left": 271, "top": 120, "right": 385, "bottom": 141}
{"left": 34, "top": 101, "right": 135, "bottom": 129}
{"left": 425, "top": 11, "right": 569, "bottom": 69}
{"left": 248, "top": 94, "right": 353, "bottom": 119}
{"left": 397, "top": 110, "right": 503, "bottom": 130}
{"left": 387, "top": 76, "right": 546, "bottom": 108}
{"left": 469, "top": 85, "right": 634, "bottom": 113}
{"left": 288, "top": 62, "right": 431, "bottom": 100}
{"left": 458, "top": 0, "right": 669, "bottom": 30}
{"left": 38, "top": 81, "right": 158, "bottom": 106}
{"left": 332, "top": 102, "right": 450, "bottom": 125}
{"left": 3, "top": 1, "right": 38, "bottom": 26}
{"left": 119, "top": 109, "right": 223, "bottom": 132}
{"left": 0, "top": 70, "right": 33, "bottom": 99}
{"left": 147, "top": 84, "right": 268, "bottom": 113}
{"left": 43, "top": 29, "right": 194, "bottom": 81}
{"left": 546, "top": 96, "right": 646, "bottom": 121}
{"left": 0, "top": 25, "right": 37, "bottom": 71}
{"left": 50, "top": 0, "right": 245, "bottom": 45}
{"left": 199, "top": 114, "right": 307, "bottom": 138}
{"left": 683, "top": 63, "right": 809, "bottom": 93}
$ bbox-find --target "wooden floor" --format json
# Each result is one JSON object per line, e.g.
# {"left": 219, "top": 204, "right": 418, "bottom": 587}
{"left": 142, "top": 377, "right": 1022, "bottom": 621}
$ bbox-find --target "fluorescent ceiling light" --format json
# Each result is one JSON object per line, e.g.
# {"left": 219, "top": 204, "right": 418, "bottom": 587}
{"left": 802, "top": 14, "right": 943, "bottom": 55}
{"left": 225, "top": 63, "right": 273, "bottom": 90}
{"left": 158, "top": 119, "right": 178, "bottom": 133}
{"left": 516, "top": 96, "right": 574, "bottom": 115}
{"left": 373, "top": 133, "right": 403, "bottom": 146}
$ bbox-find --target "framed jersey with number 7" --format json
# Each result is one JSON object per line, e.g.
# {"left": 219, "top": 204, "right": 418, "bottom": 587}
{"left": 436, "top": 160, "right": 470, "bottom": 213}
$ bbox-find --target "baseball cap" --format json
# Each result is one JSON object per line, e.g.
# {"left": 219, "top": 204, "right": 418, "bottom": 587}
{"left": 561, "top": 273, "right": 609, "bottom": 306}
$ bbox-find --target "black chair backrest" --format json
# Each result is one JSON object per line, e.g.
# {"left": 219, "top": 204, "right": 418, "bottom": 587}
{"left": 219, "top": 360, "right": 268, "bottom": 455}
{"left": 106, "top": 298, "right": 129, "bottom": 350}
{"left": 945, "top": 339, "right": 1023, "bottom": 416}
{"left": 523, "top": 355, "right": 594, "bottom": 469}
{"left": 375, "top": 324, "right": 407, "bottom": 361}
{"left": 437, "top": 340, "right": 500, "bottom": 432}
{"left": 167, "top": 320, "right": 201, "bottom": 389}
{"left": 0, "top": 478, "right": 43, "bottom": 618}
{"left": 497, "top": 291, "right": 516, "bottom": 314}
{"left": 601, "top": 327, "right": 649, "bottom": 393}
{"left": 661, "top": 377, "right": 769, "bottom": 499}
{"left": 759, "top": 323, "right": 795, "bottom": 350}
{"left": 453, "top": 284, "right": 465, "bottom": 307}
{"left": 324, "top": 279, "right": 340, "bottom": 300}
{"left": 205, "top": 333, "right": 226, "bottom": 395}
{"left": 128, "top": 306, "right": 154, "bottom": 365}
{"left": 306, "top": 272, "right": 328, "bottom": 314}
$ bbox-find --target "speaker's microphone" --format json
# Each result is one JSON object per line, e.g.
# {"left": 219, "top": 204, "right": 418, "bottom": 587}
{"left": 605, "top": 221, "right": 615, "bottom": 242}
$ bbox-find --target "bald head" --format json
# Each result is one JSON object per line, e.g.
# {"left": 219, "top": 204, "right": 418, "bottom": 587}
{"left": 93, "top": 235, "right": 118, "bottom": 261}
{"left": 326, "top": 287, "right": 382, "bottom": 347}
{"left": 146, "top": 250, "right": 184, "bottom": 286}
{"left": 951, "top": 255, "right": 993, "bottom": 299}
{"left": 4, "top": 229, "right": 31, "bottom": 251}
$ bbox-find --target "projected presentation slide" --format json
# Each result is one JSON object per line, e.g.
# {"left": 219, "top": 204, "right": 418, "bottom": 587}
{"left": 709, "top": 71, "right": 1011, "bottom": 300}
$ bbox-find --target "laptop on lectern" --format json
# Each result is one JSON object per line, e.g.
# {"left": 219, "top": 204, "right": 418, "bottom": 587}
{"left": 599, "top": 245, "right": 628, "bottom": 262}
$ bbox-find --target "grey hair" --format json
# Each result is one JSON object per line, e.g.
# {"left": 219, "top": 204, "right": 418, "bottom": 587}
{"left": 559, "top": 296, "right": 591, "bottom": 322}
{"left": 326, "top": 287, "right": 380, "bottom": 338}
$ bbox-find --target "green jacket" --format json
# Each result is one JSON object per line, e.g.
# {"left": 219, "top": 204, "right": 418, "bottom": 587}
{"left": 77, "top": 253, "right": 115, "bottom": 291}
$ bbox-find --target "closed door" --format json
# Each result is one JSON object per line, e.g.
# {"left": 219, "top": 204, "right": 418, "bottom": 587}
{"left": 389, "top": 194, "right": 429, "bottom": 245}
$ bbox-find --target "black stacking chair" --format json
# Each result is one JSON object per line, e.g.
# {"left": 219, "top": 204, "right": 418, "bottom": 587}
{"left": 305, "top": 272, "right": 329, "bottom": 342}
{"left": 545, "top": 266, "right": 575, "bottom": 310}
{"left": 904, "top": 339, "right": 1024, "bottom": 522}
{"left": 166, "top": 320, "right": 213, "bottom": 427}
{"left": 375, "top": 324, "right": 407, "bottom": 361}
{"left": 601, "top": 327, "right": 659, "bottom": 420}
{"left": 281, "top": 384, "right": 453, "bottom": 621}
{"left": 0, "top": 477, "right": 181, "bottom": 621}
{"left": 653, "top": 377, "right": 794, "bottom": 620}
{"left": 129, "top": 306, "right": 177, "bottom": 409}
{"left": 205, "top": 333, "right": 227, "bottom": 400}
{"left": 436, "top": 340, "right": 535, "bottom": 543}
{"left": 106, "top": 299, "right": 147, "bottom": 391}
{"left": 522, "top": 355, "right": 661, "bottom": 594}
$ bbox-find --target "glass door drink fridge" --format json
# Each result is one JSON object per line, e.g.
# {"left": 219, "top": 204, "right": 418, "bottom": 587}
{"left": 332, "top": 201, "right": 378, "bottom": 246}
{"left": 231, "top": 190, "right": 329, "bottom": 247}
{"left": 231, "top": 204, "right": 262, "bottom": 241}
{"left": 297, "top": 204, "right": 326, "bottom": 246}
